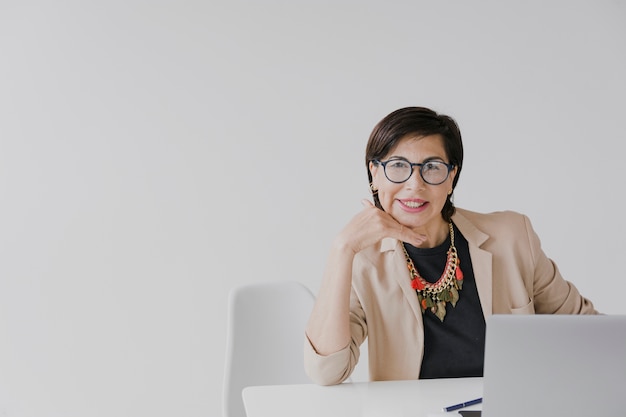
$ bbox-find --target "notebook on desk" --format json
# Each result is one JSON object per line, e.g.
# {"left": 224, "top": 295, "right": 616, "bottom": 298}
{"left": 481, "top": 314, "right": 626, "bottom": 417}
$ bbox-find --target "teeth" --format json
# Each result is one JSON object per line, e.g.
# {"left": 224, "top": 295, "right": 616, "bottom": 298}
{"left": 404, "top": 201, "right": 424, "bottom": 208}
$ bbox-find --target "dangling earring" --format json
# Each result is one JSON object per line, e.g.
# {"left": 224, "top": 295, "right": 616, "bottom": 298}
{"left": 370, "top": 183, "right": 378, "bottom": 195}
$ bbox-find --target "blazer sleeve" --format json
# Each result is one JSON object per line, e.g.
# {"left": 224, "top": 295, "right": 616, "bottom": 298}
{"left": 524, "top": 214, "right": 598, "bottom": 314}
{"left": 303, "top": 286, "right": 367, "bottom": 385}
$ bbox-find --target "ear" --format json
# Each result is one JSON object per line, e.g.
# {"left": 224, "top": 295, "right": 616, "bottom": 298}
{"left": 449, "top": 165, "right": 458, "bottom": 185}
{"left": 369, "top": 160, "right": 380, "bottom": 185}
{"left": 369, "top": 160, "right": 379, "bottom": 177}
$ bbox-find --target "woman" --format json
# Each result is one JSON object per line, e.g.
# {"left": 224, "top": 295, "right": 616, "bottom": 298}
{"left": 304, "top": 106, "right": 598, "bottom": 386}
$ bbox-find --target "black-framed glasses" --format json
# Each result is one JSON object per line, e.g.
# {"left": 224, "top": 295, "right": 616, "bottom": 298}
{"left": 373, "top": 158, "right": 454, "bottom": 185}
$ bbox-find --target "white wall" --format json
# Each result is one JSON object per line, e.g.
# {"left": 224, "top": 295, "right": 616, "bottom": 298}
{"left": 1, "top": 1, "right": 624, "bottom": 416}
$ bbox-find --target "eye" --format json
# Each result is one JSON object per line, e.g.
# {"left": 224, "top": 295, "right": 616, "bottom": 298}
{"left": 423, "top": 161, "right": 443, "bottom": 172}
{"left": 388, "top": 160, "right": 410, "bottom": 169}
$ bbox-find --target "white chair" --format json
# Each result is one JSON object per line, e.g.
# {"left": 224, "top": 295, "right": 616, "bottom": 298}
{"left": 222, "top": 280, "right": 316, "bottom": 417}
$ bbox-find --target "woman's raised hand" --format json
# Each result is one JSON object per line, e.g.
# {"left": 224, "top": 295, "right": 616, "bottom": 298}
{"left": 333, "top": 199, "right": 426, "bottom": 255}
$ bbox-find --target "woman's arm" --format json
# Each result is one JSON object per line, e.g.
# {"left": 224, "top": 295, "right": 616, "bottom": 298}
{"left": 523, "top": 214, "right": 599, "bottom": 314}
{"left": 306, "top": 238, "right": 356, "bottom": 355}
{"left": 306, "top": 200, "right": 426, "bottom": 356}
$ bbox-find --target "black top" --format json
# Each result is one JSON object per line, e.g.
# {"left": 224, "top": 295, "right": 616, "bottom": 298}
{"left": 403, "top": 223, "right": 486, "bottom": 379}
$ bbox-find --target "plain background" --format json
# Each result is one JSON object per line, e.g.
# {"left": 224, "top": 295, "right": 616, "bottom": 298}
{"left": 1, "top": 1, "right": 625, "bottom": 416}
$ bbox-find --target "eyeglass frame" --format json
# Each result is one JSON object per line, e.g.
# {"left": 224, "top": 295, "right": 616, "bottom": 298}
{"left": 371, "top": 158, "right": 455, "bottom": 185}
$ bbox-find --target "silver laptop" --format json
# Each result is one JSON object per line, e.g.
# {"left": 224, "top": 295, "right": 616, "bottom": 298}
{"left": 482, "top": 314, "right": 626, "bottom": 417}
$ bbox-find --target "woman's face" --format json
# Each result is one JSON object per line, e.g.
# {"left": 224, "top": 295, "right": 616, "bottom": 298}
{"left": 369, "top": 134, "right": 457, "bottom": 234}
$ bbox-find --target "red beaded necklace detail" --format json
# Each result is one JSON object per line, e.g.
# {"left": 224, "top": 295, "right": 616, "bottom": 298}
{"left": 402, "top": 222, "right": 464, "bottom": 322}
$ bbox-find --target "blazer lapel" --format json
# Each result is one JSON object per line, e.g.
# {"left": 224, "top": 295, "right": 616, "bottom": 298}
{"left": 452, "top": 212, "right": 493, "bottom": 318}
{"left": 381, "top": 238, "right": 424, "bottom": 323}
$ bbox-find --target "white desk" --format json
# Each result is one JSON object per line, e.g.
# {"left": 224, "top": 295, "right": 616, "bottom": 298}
{"left": 243, "top": 377, "right": 483, "bottom": 417}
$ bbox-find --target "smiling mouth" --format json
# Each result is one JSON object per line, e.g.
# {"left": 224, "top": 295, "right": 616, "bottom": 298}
{"left": 402, "top": 200, "right": 426, "bottom": 208}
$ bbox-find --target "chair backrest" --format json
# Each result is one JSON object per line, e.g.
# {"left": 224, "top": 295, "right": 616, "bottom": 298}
{"left": 222, "top": 281, "right": 316, "bottom": 417}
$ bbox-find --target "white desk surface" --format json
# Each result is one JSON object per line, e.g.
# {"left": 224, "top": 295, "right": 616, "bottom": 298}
{"left": 243, "top": 377, "right": 483, "bottom": 417}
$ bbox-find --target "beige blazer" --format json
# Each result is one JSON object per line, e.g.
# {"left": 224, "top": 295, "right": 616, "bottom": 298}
{"left": 304, "top": 208, "right": 598, "bottom": 385}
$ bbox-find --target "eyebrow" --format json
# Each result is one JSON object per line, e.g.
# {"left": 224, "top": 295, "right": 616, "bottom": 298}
{"left": 387, "top": 155, "right": 447, "bottom": 163}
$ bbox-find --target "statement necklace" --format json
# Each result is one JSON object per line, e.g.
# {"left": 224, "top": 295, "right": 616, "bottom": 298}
{"left": 402, "top": 222, "right": 464, "bottom": 322}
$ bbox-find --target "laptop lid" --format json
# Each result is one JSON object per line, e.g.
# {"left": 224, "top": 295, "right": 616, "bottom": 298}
{"left": 481, "top": 314, "right": 626, "bottom": 417}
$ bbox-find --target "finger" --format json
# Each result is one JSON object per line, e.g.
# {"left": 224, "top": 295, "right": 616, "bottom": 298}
{"left": 398, "top": 225, "right": 427, "bottom": 247}
{"left": 361, "top": 199, "right": 375, "bottom": 208}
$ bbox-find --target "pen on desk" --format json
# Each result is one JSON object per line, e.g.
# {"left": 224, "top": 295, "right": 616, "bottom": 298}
{"left": 442, "top": 397, "right": 482, "bottom": 412}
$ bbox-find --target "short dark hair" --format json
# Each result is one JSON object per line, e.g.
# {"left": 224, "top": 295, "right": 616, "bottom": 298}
{"left": 365, "top": 107, "right": 464, "bottom": 222}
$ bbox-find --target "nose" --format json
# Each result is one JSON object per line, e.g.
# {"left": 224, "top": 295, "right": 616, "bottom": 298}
{"left": 405, "top": 166, "right": 426, "bottom": 190}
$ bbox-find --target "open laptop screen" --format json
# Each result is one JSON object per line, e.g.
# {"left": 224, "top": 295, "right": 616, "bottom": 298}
{"left": 481, "top": 314, "right": 626, "bottom": 417}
